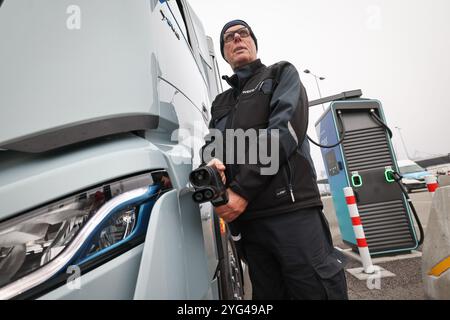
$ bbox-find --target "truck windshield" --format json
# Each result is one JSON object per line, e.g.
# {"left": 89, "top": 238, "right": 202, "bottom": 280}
{"left": 399, "top": 164, "right": 426, "bottom": 174}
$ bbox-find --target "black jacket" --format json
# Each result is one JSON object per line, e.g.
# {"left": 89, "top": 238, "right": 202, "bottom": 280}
{"left": 202, "top": 59, "right": 322, "bottom": 220}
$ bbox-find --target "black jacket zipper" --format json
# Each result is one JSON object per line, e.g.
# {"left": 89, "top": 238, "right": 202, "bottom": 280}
{"left": 283, "top": 159, "right": 295, "bottom": 203}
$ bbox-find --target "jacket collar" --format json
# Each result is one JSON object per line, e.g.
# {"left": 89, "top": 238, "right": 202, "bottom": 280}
{"left": 222, "top": 59, "right": 265, "bottom": 91}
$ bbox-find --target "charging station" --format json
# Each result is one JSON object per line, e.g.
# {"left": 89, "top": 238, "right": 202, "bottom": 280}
{"left": 313, "top": 90, "right": 419, "bottom": 255}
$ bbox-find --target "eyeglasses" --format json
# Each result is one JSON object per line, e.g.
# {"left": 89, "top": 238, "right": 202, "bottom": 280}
{"left": 223, "top": 27, "right": 251, "bottom": 43}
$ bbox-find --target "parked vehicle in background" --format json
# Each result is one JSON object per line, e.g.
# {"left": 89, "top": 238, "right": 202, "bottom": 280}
{"left": 0, "top": 0, "right": 243, "bottom": 300}
{"left": 397, "top": 160, "right": 430, "bottom": 192}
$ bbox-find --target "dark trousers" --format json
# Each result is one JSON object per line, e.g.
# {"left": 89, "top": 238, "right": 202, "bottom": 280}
{"left": 237, "top": 207, "right": 348, "bottom": 300}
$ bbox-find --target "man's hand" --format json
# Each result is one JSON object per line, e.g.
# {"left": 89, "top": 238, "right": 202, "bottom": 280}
{"left": 207, "top": 158, "right": 226, "bottom": 184}
{"left": 206, "top": 159, "right": 247, "bottom": 222}
{"left": 215, "top": 188, "right": 248, "bottom": 223}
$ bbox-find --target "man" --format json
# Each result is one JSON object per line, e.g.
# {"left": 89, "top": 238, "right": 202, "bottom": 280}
{"left": 202, "top": 19, "right": 348, "bottom": 300}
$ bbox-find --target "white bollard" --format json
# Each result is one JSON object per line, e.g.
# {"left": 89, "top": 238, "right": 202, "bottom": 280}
{"left": 344, "top": 187, "right": 375, "bottom": 274}
{"left": 425, "top": 175, "right": 439, "bottom": 197}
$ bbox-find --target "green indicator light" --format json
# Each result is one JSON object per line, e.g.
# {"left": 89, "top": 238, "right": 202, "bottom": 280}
{"left": 351, "top": 174, "right": 363, "bottom": 187}
{"left": 385, "top": 169, "right": 395, "bottom": 183}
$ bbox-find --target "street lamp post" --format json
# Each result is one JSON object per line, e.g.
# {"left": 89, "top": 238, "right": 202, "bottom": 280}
{"left": 304, "top": 69, "right": 326, "bottom": 112}
{"left": 395, "top": 126, "right": 411, "bottom": 160}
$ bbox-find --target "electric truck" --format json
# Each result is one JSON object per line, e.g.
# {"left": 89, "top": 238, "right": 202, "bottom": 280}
{"left": 0, "top": 0, "right": 244, "bottom": 300}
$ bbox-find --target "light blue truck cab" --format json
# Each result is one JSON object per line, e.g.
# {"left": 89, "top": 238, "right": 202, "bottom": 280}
{"left": 398, "top": 160, "right": 430, "bottom": 192}
{"left": 0, "top": 0, "right": 243, "bottom": 300}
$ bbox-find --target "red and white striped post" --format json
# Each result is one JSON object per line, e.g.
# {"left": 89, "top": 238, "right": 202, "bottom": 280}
{"left": 344, "top": 187, "right": 375, "bottom": 274}
{"left": 425, "top": 175, "right": 439, "bottom": 196}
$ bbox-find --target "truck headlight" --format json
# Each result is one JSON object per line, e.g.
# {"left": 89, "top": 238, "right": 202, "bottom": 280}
{"left": 0, "top": 172, "right": 165, "bottom": 299}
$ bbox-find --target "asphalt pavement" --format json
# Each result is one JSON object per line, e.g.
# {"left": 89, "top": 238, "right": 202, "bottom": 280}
{"left": 323, "top": 189, "right": 432, "bottom": 300}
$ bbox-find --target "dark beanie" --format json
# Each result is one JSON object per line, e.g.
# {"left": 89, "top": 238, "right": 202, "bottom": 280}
{"left": 220, "top": 19, "right": 258, "bottom": 59}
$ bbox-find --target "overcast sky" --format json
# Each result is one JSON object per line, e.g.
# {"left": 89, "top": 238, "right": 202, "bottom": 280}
{"left": 188, "top": 0, "right": 450, "bottom": 177}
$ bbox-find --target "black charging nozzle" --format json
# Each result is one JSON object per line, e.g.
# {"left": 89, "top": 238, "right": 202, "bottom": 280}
{"left": 189, "top": 166, "right": 229, "bottom": 207}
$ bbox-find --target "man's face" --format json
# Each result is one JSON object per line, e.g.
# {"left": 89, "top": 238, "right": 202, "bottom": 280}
{"left": 223, "top": 25, "right": 257, "bottom": 70}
